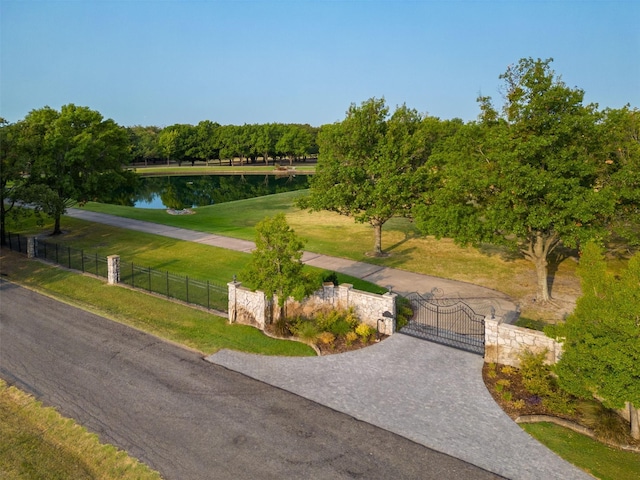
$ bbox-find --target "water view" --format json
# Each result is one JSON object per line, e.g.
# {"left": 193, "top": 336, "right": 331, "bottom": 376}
{"left": 100, "top": 174, "right": 310, "bottom": 209}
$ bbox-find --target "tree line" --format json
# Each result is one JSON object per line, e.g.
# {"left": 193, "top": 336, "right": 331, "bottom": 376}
{"left": 300, "top": 58, "right": 639, "bottom": 303}
{"left": 129, "top": 122, "right": 319, "bottom": 167}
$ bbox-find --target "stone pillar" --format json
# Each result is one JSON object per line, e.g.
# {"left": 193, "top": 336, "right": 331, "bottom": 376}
{"left": 27, "top": 236, "right": 36, "bottom": 259}
{"left": 228, "top": 280, "right": 240, "bottom": 323}
{"left": 107, "top": 255, "right": 120, "bottom": 285}
{"left": 338, "top": 283, "right": 353, "bottom": 309}
{"left": 381, "top": 291, "right": 397, "bottom": 335}
{"left": 484, "top": 316, "right": 500, "bottom": 364}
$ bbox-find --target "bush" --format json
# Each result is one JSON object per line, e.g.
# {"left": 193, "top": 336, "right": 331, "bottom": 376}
{"left": 317, "top": 331, "right": 335, "bottom": 346}
{"left": 345, "top": 331, "right": 358, "bottom": 346}
{"left": 292, "top": 320, "right": 320, "bottom": 344}
{"left": 329, "top": 319, "right": 353, "bottom": 336}
{"left": 395, "top": 296, "right": 413, "bottom": 330}
{"left": 315, "top": 307, "right": 358, "bottom": 333}
{"left": 355, "top": 323, "right": 375, "bottom": 342}
{"left": 518, "top": 350, "right": 554, "bottom": 397}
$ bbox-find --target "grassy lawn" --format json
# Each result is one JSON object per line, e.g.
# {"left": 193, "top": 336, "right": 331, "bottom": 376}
{"left": 0, "top": 250, "right": 315, "bottom": 357}
{"left": 522, "top": 422, "right": 640, "bottom": 480}
{"left": 0, "top": 379, "right": 162, "bottom": 480}
{"left": 78, "top": 192, "right": 584, "bottom": 322}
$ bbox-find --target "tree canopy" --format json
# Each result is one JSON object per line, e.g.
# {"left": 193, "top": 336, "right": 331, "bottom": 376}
{"left": 18, "top": 104, "right": 132, "bottom": 234}
{"left": 413, "top": 58, "right": 616, "bottom": 301}
{"left": 299, "top": 98, "right": 437, "bottom": 256}
{"left": 553, "top": 243, "right": 640, "bottom": 439}
{"left": 242, "top": 214, "right": 317, "bottom": 322}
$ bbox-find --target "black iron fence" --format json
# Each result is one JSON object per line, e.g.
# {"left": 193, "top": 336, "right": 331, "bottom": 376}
{"left": 4, "top": 233, "right": 228, "bottom": 312}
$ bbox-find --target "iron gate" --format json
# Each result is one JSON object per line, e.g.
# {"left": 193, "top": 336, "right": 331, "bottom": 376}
{"left": 402, "top": 292, "right": 485, "bottom": 355}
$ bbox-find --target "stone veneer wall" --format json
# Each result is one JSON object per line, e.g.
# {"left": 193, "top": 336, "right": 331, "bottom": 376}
{"left": 484, "top": 317, "right": 563, "bottom": 367}
{"left": 227, "top": 282, "right": 396, "bottom": 335}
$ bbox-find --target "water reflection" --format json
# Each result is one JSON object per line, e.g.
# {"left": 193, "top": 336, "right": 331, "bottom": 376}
{"left": 99, "top": 174, "right": 310, "bottom": 209}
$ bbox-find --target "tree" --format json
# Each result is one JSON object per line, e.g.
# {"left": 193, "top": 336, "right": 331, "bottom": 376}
{"left": 276, "top": 124, "right": 313, "bottom": 165}
{"left": 19, "top": 104, "right": 131, "bottom": 235}
{"left": 242, "top": 214, "right": 316, "bottom": 323}
{"left": 298, "top": 98, "right": 428, "bottom": 256}
{"left": 128, "top": 125, "right": 161, "bottom": 165}
{"left": 553, "top": 243, "right": 640, "bottom": 439}
{"left": 599, "top": 106, "right": 640, "bottom": 246}
{"left": 414, "top": 58, "right": 614, "bottom": 301}
{"left": 0, "top": 119, "right": 30, "bottom": 245}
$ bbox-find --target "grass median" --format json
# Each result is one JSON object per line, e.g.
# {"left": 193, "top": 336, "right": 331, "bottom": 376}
{"left": 0, "top": 249, "right": 315, "bottom": 357}
{"left": 79, "top": 191, "right": 586, "bottom": 322}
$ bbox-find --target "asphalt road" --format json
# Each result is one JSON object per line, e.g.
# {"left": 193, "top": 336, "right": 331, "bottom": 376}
{"left": 0, "top": 280, "right": 503, "bottom": 480}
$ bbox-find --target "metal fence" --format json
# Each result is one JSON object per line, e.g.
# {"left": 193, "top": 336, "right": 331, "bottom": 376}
{"left": 4, "top": 233, "right": 228, "bottom": 312}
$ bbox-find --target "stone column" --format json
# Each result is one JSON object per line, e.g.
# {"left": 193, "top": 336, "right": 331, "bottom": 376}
{"left": 107, "top": 255, "right": 120, "bottom": 285}
{"left": 27, "top": 236, "right": 36, "bottom": 259}
{"left": 228, "top": 280, "right": 240, "bottom": 323}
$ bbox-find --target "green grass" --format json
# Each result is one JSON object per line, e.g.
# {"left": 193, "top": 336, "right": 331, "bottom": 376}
{"left": 0, "top": 379, "right": 162, "bottom": 480}
{"left": 0, "top": 250, "right": 315, "bottom": 357}
{"left": 522, "top": 422, "right": 640, "bottom": 480}
{"left": 77, "top": 192, "right": 583, "bottom": 321}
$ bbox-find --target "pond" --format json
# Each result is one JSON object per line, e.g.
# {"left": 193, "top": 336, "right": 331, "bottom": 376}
{"left": 99, "top": 174, "right": 310, "bottom": 209}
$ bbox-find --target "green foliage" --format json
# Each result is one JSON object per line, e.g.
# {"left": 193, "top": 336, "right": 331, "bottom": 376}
{"left": 299, "top": 98, "right": 435, "bottom": 255}
{"left": 413, "top": 58, "right": 616, "bottom": 302}
{"left": 345, "top": 331, "right": 358, "bottom": 346}
{"left": 314, "top": 307, "right": 359, "bottom": 333}
{"left": 553, "top": 243, "right": 640, "bottom": 416}
{"left": 242, "top": 213, "right": 317, "bottom": 309}
{"left": 355, "top": 323, "right": 375, "bottom": 341}
{"left": 17, "top": 104, "right": 131, "bottom": 234}
{"left": 291, "top": 319, "right": 320, "bottom": 344}
{"left": 519, "top": 349, "right": 576, "bottom": 415}
{"left": 578, "top": 401, "right": 631, "bottom": 444}
{"left": 395, "top": 296, "right": 413, "bottom": 330}
{"left": 519, "top": 350, "right": 555, "bottom": 397}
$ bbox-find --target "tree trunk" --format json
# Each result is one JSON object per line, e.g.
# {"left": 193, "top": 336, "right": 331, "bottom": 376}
{"left": 630, "top": 403, "right": 640, "bottom": 440}
{"left": 52, "top": 214, "right": 62, "bottom": 236}
{"left": 522, "top": 231, "right": 560, "bottom": 302}
{"left": 373, "top": 222, "right": 383, "bottom": 256}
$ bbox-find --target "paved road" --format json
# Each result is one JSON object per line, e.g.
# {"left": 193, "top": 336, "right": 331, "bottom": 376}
{"left": 0, "top": 280, "right": 503, "bottom": 480}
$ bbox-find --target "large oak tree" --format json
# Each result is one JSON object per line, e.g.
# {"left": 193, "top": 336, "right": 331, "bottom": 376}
{"left": 414, "top": 58, "right": 615, "bottom": 301}
{"left": 19, "top": 104, "right": 131, "bottom": 235}
{"left": 299, "top": 98, "right": 429, "bottom": 256}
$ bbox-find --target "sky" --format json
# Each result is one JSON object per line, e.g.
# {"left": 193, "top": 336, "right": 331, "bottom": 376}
{"left": 2, "top": 0, "right": 639, "bottom": 127}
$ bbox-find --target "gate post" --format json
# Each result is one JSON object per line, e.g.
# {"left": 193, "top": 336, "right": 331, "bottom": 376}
{"left": 107, "top": 255, "right": 120, "bottom": 285}
{"left": 27, "top": 236, "right": 37, "bottom": 259}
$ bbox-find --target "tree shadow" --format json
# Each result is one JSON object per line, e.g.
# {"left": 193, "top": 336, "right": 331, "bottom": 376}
{"left": 547, "top": 246, "right": 579, "bottom": 296}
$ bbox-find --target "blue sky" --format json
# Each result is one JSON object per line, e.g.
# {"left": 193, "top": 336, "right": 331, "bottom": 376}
{"left": 2, "top": 0, "right": 638, "bottom": 127}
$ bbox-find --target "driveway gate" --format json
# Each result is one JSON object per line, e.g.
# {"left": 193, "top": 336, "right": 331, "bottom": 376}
{"left": 402, "top": 292, "right": 485, "bottom": 355}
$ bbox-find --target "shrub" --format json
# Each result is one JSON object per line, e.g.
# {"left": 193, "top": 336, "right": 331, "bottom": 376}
{"left": 501, "top": 391, "right": 513, "bottom": 402}
{"left": 518, "top": 350, "right": 554, "bottom": 397}
{"left": 497, "top": 379, "right": 511, "bottom": 389}
{"left": 579, "top": 401, "right": 630, "bottom": 444}
{"left": 322, "top": 271, "right": 339, "bottom": 286}
{"left": 315, "top": 307, "right": 359, "bottom": 333}
{"left": 292, "top": 320, "right": 319, "bottom": 344}
{"left": 513, "top": 399, "right": 526, "bottom": 410}
{"left": 355, "top": 323, "right": 374, "bottom": 342}
{"left": 317, "top": 331, "right": 336, "bottom": 345}
{"left": 486, "top": 363, "right": 497, "bottom": 379}
{"left": 501, "top": 365, "right": 516, "bottom": 376}
{"left": 345, "top": 331, "right": 358, "bottom": 346}
{"left": 395, "top": 296, "right": 413, "bottom": 330}
{"left": 329, "top": 319, "right": 352, "bottom": 336}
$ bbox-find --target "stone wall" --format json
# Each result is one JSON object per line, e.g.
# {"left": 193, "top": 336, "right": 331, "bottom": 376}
{"left": 228, "top": 282, "right": 396, "bottom": 335}
{"left": 484, "top": 317, "right": 562, "bottom": 367}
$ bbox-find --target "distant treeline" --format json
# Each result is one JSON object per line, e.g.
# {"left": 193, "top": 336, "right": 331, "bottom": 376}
{"left": 128, "top": 122, "right": 319, "bottom": 167}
